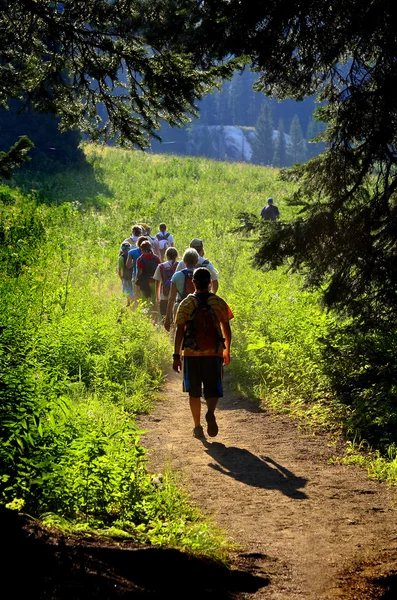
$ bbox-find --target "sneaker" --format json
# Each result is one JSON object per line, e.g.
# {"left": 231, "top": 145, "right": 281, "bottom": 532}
{"left": 193, "top": 425, "right": 204, "bottom": 439}
{"left": 205, "top": 411, "right": 218, "bottom": 437}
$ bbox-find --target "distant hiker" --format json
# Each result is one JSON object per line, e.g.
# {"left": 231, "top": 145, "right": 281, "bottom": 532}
{"left": 164, "top": 248, "right": 199, "bottom": 332}
{"left": 176, "top": 238, "right": 219, "bottom": 293}
{"left": 135, "top": 240, "right": 161, "bottom": 301}
{"left": 260, "top": 197, "right": 280, "bottom": 221}
{"left": 126, "top": 235, "right": 150, "bottom": 302}
{"left": 124, "top": 225, "right": 143, "bottom": 248}
{"left": 172, "top": 267, "right": 233, "bottom": 439}
{"left": 155, "top": 223, "right": 175, "bottom": 260}
{"left": 153, "top": 247, "right": 179, "bottom": 319}
{"left": 145, "top": 225, "right": 161, "bottom": 258}
{"left": 118, "top": 240, "right": 133, "bottom": 306}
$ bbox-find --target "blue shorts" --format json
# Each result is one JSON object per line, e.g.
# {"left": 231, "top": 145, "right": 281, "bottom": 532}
{"left": 183, "top": 356, "right": 224, "bottom": 399}
{"left": 122, "top": 278, "right": 134, "bottom": 297}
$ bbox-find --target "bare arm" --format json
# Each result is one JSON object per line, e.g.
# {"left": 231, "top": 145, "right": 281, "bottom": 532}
{"left": 211, "top": 279, "right": 219, "bottom": 294}
{"left": 155, "top": 279, "right": 161, "bottom": 304}
{"left": 164, "top": 282, "right": 178, "bottom": 331}
{"left": 172, "top": 324, "right": 185, "bottom": 373}
{"left": 221, "top": 321, "right": 232, "bottom": 365}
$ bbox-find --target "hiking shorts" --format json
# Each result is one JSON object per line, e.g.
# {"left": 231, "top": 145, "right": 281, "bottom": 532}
{"left": 122, "top": 278, "right": 134, "bottom": 297}
{"left": 182, "top": 356, "right": 224, "bottom": 399}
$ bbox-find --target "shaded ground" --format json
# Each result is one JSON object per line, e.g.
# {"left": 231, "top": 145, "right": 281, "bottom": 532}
{"left": 4, "top": 371, "right": 397, "bottom": 598}
{"left": 139, "top": 371, "right": 397, "bottom": 599}
{"left": 3, "top": 506, "right": 265, "bottom": 599}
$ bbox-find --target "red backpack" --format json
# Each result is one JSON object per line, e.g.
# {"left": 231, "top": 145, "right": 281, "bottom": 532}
{"left": 183, "top": 294, "right": 225, "bottom": 352}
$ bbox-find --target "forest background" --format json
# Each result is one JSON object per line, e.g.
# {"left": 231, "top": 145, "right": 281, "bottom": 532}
{"left": 0, "top": 69, "right": 325, "bottom": 172}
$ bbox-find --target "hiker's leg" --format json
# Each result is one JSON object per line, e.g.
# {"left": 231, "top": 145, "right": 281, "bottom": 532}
{"left": 201, "top": 357, "right": 223, "bottom": 437}
{"left": 183, "top": 358, "right": 202, "bottom": 426}
{"left": 189, "top": 396, "right": 201, "bottom": 426}
{"left": 202, "top": 357, "right": 224, "bottom": 407}
{"left": 205, "top": 397, "right": 219, "bottom": 413}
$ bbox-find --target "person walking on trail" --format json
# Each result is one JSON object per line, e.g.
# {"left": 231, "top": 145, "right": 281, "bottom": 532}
{"left": 144, "top": 225, "right": 161, "bottom": 259}
{"left": 172, "top": 267, "right": 233, "bottom": 439}
{"left": 126, "top": 235, "right": 149, "bottom": 302}
{"left": 164, "top": 248, "right": 199, "bottom": 332}
{"left": 118, "top": 241, "right": 133, "bottom": 306}
{"left": 176, "top": 238, "right": 219, "bottom": 293}
{"left": 135, "top": 240, "right": 161, "bottom": 302}
{"left": 155, "top": 223, "right": 175, "bottom": 260}
{"left": 153, "top": 247, "right": 179, "bottom": 320}
{"left": 260, "top": 197, "right": 280, "bottom": 221}
{"left": 123, "top": 225, "right": 143, "bottom": 248}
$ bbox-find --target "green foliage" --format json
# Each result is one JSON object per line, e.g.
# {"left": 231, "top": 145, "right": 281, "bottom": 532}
{"left": 0, "top": 136, "right": 33, "bottom": 180}
{"left": 0, "top": 1, "right": 240, "bottom": 150}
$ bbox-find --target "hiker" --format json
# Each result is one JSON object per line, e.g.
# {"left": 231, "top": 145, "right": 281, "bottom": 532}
{"left": 153, "top": 247, "right": 179, "bottom": 319}
{"left": 145, "top": 225, "right": 161, "bottom": 258}
{"left": 176, "top": 238, "right": 219, "bottom": 293}
{"left": 155, "top": 223, "right": 175, "bottom": 260}
{"left": 126, "top": 235, "right": 150, "bottom": 302}
{"left": 118, "top": 240, "right": 133, "bottom": 306}
{"left": 124, "top": 225, "right": 143, "bottom": 248}
{"left": 172, "top": 267, "right": 233, "bottom": 439}
{"left": 260, "top": 197, "right": 280, "bottom": 221}
{"left": 135, "top": 240, "right": 161, "bottom": 302}
{"left": 164, "top": 248, "right": 199, "bottom": 332}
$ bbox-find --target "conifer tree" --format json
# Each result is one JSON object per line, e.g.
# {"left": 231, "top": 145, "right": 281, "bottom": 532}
{"left": 288, "top": 114, "right": 307, "bottom": 165}
{"left": 273, "top": 119, "right": 287, "bottom": 167}
{"left": 251, "top": 101, "right": 274, "bottom": 165}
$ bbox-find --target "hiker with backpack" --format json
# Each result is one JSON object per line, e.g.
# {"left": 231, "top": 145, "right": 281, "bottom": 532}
{"left": 122, "top": 225, "right": 143, "bottom": 248}
{"left": 118, "top": 240, "right": 133, "bottom": 306}
{"left": 176, "top": 238, "right": 218, "bottom": 293}
{"left": 153, "top": 247, "right": 179, "bottom": 320}
{"left": 155, "top": 223, "right": 175, "bottom": 260}
{"left": 164, "top": 248, "right": 199, "bottom": 332}
{"left": 125, "top": 234, "right": 150, "bottom": 303}
{"left": 135, "top": 240, "right": 161, "bottom": 301}
{"left": 172, "top": 267, "right": 233, "bottom": 439}
{"left": 144, "top": 225, "right": 161, "bottom": 259}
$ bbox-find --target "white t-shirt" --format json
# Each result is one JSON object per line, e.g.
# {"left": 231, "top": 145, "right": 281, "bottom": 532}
{"left": 155, "top": 231, "right": 174, "bottom": 251}
{"left": 176, "top": 255, "right": 219, "bottom": 281}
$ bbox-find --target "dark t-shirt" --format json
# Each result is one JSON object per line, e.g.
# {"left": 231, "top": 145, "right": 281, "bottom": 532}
{"left": 261, "top": 205, "right": 280, "bottom": 220}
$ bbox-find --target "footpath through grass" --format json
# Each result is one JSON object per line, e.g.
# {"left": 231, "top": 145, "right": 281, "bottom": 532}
{"left": 1, "top": 145, "right": 397, "bottom": 561}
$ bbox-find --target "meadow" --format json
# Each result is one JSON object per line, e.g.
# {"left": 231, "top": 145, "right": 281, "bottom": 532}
{"left": 1, "top": 144, "right": 396, "bottom": 559}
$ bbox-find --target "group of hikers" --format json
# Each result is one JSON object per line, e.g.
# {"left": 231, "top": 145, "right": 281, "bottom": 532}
{"left": 117, "top": 222, "right": 233, "bottom": 440}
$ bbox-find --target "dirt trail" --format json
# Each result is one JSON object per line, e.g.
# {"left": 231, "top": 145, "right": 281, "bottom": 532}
{"left": 140, "top": 369, "right": 397, "bottom": 599}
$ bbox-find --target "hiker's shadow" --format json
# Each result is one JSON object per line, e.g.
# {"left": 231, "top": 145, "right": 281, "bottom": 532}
{"left": 203, "top": 442, "right": 308, "bottom": 499}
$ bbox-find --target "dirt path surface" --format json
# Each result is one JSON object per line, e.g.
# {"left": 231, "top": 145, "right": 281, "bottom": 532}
{"left": 140, "top": 370, "right": 397, "bottom": 599}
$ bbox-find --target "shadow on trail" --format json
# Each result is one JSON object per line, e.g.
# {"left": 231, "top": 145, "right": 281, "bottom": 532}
{"left": 203, "top": 442, "right": 308, "bottom": 499}
{"left": 4, "top": 507, "right": 269, "bottom": 599}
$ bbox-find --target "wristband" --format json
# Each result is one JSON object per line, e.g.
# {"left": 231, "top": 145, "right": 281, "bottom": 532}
{"left": 173, "top": 353, "right": 181, "bottom": 360}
